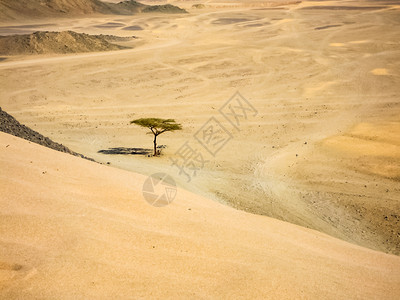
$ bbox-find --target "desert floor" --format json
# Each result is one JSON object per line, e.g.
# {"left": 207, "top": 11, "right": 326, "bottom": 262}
{"left": 0, "top": 0, "right": 399, "bottom": 260}
{"left": 1, "top": 132, "right": 400, "bottom": 298}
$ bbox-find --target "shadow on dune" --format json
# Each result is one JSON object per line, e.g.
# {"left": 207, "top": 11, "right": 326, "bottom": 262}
{"left": 123, "top": 25, "right": 143, "bottom": 31}
{"left": 98, "top": 147, "right": 152, "bottom": 155}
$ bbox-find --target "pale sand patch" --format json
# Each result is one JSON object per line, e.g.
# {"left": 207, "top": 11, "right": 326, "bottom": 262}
{"left": 329, "top": 42, "right": 345, "bottom": 47}
{"left": 349, "top": 40, "right": 370, "bottom": 44}
{"left": 371, "top": 68, "right": 390, "bottom": 75}
{"left": 322, "top": 122, "right": 400, "bottom": 179}
{"left": 274, "top": 18, "right": 293, "bottom": 25}
{"left": 303, "top": 80, "right": 337, "bottom": 97}
{"left": 1, "top": 132, "right": 400, "bottom": 298}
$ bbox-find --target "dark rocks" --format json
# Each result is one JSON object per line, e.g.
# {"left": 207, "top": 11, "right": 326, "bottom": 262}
{"left": 0, "top": 107, "right": 94, "bottom": 161}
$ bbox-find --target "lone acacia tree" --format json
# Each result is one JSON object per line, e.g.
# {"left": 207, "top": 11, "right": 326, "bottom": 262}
{"left": 130, "top": 118, "right": 182, "bottom": 156}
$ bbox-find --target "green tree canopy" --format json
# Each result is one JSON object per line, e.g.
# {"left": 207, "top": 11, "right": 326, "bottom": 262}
{"left": 130, "top": 118, "right": 182, "bottom": 156}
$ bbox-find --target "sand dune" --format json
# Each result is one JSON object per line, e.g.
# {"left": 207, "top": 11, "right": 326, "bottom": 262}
{"left": 1, "top": 131, "right": 400, "bottom": 298}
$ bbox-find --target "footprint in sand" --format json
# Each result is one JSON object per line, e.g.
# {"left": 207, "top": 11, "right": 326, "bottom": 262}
{"left": 0, "top": 262, "right": 23, "bottom": 282}
{"left": 0, "top": 262, "right": 23, "bottom": 271}
{"left": 0, "top": 261, "right": 37, "bottom": 283}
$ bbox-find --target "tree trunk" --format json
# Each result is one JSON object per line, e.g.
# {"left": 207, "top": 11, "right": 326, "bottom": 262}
{"left": 153, "top": 134, "right": 157, "bottom": 156}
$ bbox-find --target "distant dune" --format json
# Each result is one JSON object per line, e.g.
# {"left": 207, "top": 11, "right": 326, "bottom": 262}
{"left": 0, "top": 0, "right": 187, "bottom": 21}
{"left": 0, "top": 31, "right": 130, "bottom": 55}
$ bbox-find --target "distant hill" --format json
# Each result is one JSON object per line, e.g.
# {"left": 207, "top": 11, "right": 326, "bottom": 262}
{"left": 0, "top": 31, "right": 131, "bottom": 55}
{"left": 0, "top": 0, "right": 187, "bottom": 21}
{"left": 108, "top": 0, "right": 145, "bottom": 14}
{"left": 0, "top": 0, "right": 111, "bottom": 20}
{"left": 142, "top": 4, "right": 188, "bottom": 14}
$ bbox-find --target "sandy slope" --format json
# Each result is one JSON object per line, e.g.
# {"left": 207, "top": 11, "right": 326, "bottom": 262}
{"left": 1, "top": 131, "right": 400, "bottom": 299}
{"left": 0, "top": 0, "right": 399, "bottom": 255}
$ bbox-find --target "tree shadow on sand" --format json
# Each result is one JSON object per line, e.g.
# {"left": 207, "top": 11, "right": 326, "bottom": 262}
{"left": 98, "top": 147, "right": 152, "bottom": 155}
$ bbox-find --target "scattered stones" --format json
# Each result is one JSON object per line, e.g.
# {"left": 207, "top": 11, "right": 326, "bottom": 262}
{"left": 0, "top": 31, "right": 130, "bottom": 56}
{"left": 0, "top": 107, "right": 94, "bottom": 161}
